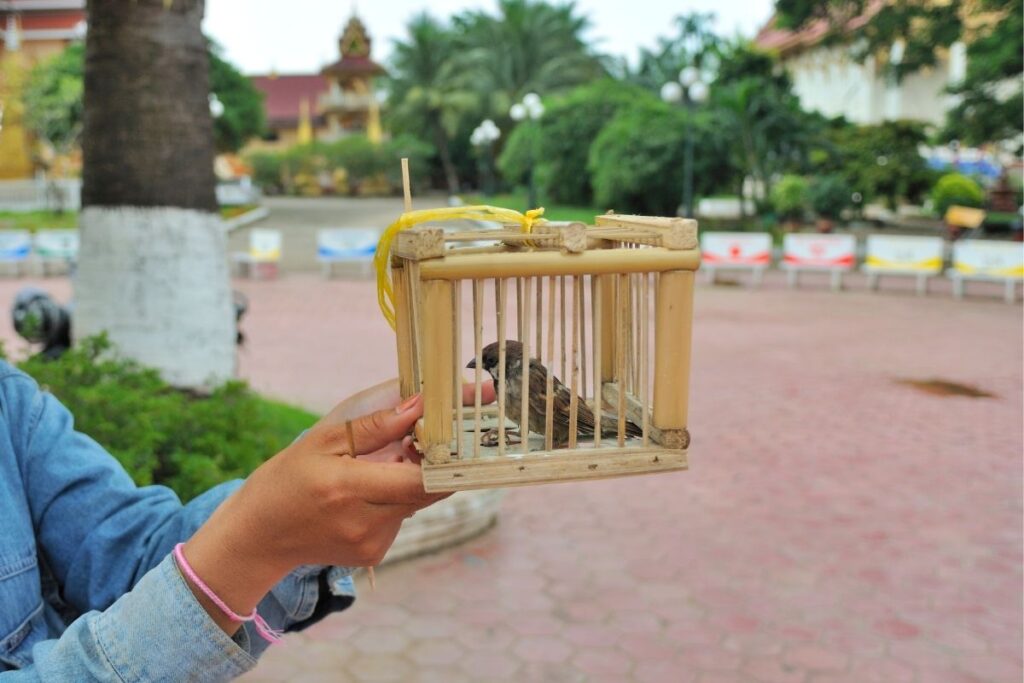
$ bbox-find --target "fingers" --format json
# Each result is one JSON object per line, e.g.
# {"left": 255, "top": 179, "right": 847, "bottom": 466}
{"left": 315, "top": 394, "right": 422, "bottom": 456}
{"left": 462, "top": 379, "right": 496, "bottom": 406}
{"left": 340, "top": 459, "right": 440, "bottom": 506}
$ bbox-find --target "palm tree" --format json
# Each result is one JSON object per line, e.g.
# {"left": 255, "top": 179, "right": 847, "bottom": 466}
{"left": 452, "top": 0, "right": 605, "bottom": 116}
{"left": 75, "top": 0, "right": 235, "bottom": 388}
{"left": 388, "top": 13, "right": 475, "bottom": 194}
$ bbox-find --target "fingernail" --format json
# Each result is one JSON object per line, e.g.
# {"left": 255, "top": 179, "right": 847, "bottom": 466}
{"left": 402, "top": 435, "right": 413, "bottom": 448}
{"left": 396, "top": 393, "right": 421, "bottom": 413}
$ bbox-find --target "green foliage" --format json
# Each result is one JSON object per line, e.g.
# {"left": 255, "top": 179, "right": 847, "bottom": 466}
{"left": 12, "top": 336, "right": 316, "bottom": 502}
{"left": 21, "top": 39, "right": 265, "bottom": 156}
{"left": 208, "top": 42, "right": 266, "bottom": 152}
{"left": 23, "top": 43, "right": 84, "bottom": 153}
{"left": 824, "top": 120, "right": 935, "bottom": 208}
{"left": 771, "top": 174, "right": 810, "bottom": 221}
{"left": 808, "top": 174, "right": 852, "bottom": 219}
{"left": 630, "top": 12, "right": 722, "bottom": 92}
{"left": 588, "top": 102, "right": 731, "bottom": 215}
{"left": 930, "top": 173, "right": 984, "bottom": 216}
{"left": 496, "top": 121, "right": 540, "bottom": 189}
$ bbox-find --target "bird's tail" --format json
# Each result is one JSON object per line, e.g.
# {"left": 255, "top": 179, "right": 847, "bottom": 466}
{"left": 597, "top": 413, "right": 644, "bottom": 439}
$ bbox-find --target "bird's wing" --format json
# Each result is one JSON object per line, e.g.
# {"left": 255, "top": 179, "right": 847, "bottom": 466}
{"left": 530, "top": 360, "right": 597, "bottom": 434}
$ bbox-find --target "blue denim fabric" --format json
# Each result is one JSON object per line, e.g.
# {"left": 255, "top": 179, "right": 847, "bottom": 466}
{"left": 0, "top": 361, "right": 355, "bottom": 681}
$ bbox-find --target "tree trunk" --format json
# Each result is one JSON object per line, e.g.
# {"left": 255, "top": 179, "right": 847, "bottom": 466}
{"left": 431, "top": 115, "right": 460, "bottom": 195}
{"left": 75, "top": 0, "right": 235, "bottom": 388}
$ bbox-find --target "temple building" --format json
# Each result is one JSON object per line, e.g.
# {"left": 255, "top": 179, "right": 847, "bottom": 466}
{"left": 0, "top": 0, "right": 86, "bottom": 178}
{"left": 249, "top": 14, "right": 386, "bottom": 149}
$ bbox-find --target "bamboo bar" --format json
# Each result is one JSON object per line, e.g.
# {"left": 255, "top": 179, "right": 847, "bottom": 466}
{"left": 453, "top": 282, "right": 462, "bottom": 461}
{"left": 408, "top": 262, "right": 424, "bottom": 391}
{"left": 392, "top": 265, "right": 416, "bottom": 399}
{"left": 641, "top": 273, "right": 650, "bottom": 447}
{"left": 473, "top": 280, "right": 483, "bottom": 459}
{"left": 592, "top": 276, "right": 602, "bottom": 449}
{"left": 569, "top": 275, "right": 581, "bottom": 449}
{"left": 559, "top": 276, "right": 567, "bottom": 382}
{"left": 521, "top": 277, "right": 533, "bottom": 455}
{"left": 653, "top": 270, "right": 694, "bottom": 448}
{"left": 616, "top": 273, "right": 628, "bottom": 447}
{"left": 497, "top": 278, "right": 507, "bottom": 457}
{"left": 417, "top": 248, "right": 700, "bottom": 280}
{"left": 535, "top": 276, "right": 543, "bottom": 354}
{"left": 421, "top": 279, "right": 454, "bottom": 464}
{"left": 599, "top": 273, "right": 617, "bottom": 383}
{"left": 545, "top": 275, "right": 556, "bottom": 451}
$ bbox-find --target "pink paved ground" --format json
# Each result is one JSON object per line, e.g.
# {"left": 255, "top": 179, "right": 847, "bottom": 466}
{"left": 0, "top": 272, "right": 1019, "bottom": 682}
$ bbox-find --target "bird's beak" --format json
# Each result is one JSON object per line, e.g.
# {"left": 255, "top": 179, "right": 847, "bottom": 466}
{"left": 466, "top": 358, "right": 477, "bottom": 369}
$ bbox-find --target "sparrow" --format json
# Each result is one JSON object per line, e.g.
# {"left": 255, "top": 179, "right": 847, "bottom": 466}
{"left": 467, "top": 340, "right": 643, "bottom": 447}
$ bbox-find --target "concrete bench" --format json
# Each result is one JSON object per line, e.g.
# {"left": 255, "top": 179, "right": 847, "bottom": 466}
{"left": 700, "top": 231, "right": 772, "bottom": 288}
{"left": 0, "top": 230, "right": 32, "bottom": 277}
{"left": 862, "top": 235, "right": 944, "bottom": 295}
{"left": 780, "top": 233, "right": 856, "bottom": 291}
{"left": 34, "top": 229, "right": 79, "bottom": 276}
{"left": 947, "top": 240, "right": 1023, "bottom": 304}
{"left": 232, "top": 228, "right": 281, "bottom": 280}
{"left": 317, "top": 228, "right": 381, "bottom": 278}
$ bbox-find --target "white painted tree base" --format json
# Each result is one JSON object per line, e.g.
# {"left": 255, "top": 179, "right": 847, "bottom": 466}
{"left": 75, "top": 207, "right": 236, "bottom": 388}
{"left": 382, "top": 489, "right": 505, "bottom": 566}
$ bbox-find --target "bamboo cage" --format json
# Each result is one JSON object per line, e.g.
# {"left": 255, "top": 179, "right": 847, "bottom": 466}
{"left": 389, "top": 183, "right": 699, "bottom": 493}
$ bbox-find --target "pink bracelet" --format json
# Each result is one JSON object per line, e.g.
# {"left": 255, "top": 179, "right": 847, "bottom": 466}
{"left": 173, "top": 543, "right": 283, "bottom": 644}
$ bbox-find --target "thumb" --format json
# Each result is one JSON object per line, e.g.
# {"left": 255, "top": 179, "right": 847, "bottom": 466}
{"left": 313, "top": 394, "right": 423, "bottom": 456}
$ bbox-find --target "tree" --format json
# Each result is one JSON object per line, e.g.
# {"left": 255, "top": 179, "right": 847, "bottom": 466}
{"left": 387, "top": 12, "right": 475, "bottom": 193}
{"left": 630, "top": 12, "right": 722, "bottom": 93}
{"left": 23, "top": 38, "right": 263, "bottom": 155}
{"left": 75, "top": 0, "right": 234, "bottom": 388}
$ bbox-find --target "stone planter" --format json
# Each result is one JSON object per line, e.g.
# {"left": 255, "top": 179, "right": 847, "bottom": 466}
{"left": 382, "top": 489, "right": 505, "bottom": 565}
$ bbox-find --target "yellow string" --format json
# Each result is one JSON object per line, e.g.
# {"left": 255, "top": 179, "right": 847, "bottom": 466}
{"left": 374, "top": 205, "right": 545, "bottom": 329}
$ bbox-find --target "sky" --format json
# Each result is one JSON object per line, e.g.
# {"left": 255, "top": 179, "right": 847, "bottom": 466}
{"left": 203, "top": 0, "right": 776, "bottom": 76}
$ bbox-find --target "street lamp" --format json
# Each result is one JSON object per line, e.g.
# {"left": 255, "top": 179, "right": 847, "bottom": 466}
{"left": 661, "top": 67, "right": 709, "bottom": 218}
{"left": 509, "top": 92, "right": 544, "bottom": 209}
{"left": 209, "top": 92, "right": 225, "bottom": 119}
{"left": 471, "top": 119, "right": 501, "bottom": 197}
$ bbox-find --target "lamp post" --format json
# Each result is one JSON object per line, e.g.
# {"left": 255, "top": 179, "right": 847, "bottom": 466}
{"left": 661, "top": 67, "right": 708, "bottom": 218}
{"left": 470, "top": 119, "right": 501, "bottom": 197}
{"left": 510, "top": 92, "right": 545, "bottom": 209}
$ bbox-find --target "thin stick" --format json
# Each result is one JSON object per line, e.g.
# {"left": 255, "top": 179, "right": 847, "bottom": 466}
{"left": 545, "top": 275, "right": 556, "bottom": 451}
{"left": 580, "top": 276, "right": 588, "bottom": 403}
{"left": 473, "top": 280, "right": 483, "bottom": 459}
{"left": 560, "top": 276, "right": 567, "bottom": 384}
{"left": 569, "top": 275, "right": 580, "bottom": 449}
{"left": 617, "top": 274, "right": 628, "bottom": 447}
{"left": 497, "top": 279, "right": 507, "bottom": 457}
{"left": 521, "top": 276, "right": 533, "bottom": 455}
{"left": 592, "top": 276, "right": 602, "bottom": 449}
{"left": 642, "top": 273, "right": 650, "bottom": 447}
{"left": 453, "top": 281, "right": 462, "bottom": 461}
{"left": 367, "top": 566, "right": 376, "bottom": 591}
{"left": 536, "top": 276, "right": 544, "bottom": 354}
{"left": 516, "top": 278, "right": 524, "bottom": 341}
{"left": 401, "top": 158, "right": 412, "bottom": 212}
{"left": 407, "top": 265, "right": 422, "bottom": 390}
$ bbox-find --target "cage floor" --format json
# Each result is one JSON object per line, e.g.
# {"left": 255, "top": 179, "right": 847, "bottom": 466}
{"left": 421, "top": 413, "right": 687, "bottom": 492}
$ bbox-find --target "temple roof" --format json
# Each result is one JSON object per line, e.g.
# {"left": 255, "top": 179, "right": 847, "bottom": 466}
{"left": 755, "top": 1, "right": 882, "bottom": 56}
{"left": 320, "top": 15, "right": 386, "bottom": 79}
{"left": 250, "top": 74, "right": 327, "bottom": 128}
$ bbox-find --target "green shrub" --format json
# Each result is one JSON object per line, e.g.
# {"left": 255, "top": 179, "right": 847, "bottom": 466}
{"left": 809, "top": 174, "right": 852, "bottom": 220}
{"left": 931, "top": 173, "right": 985, "bottom": 217}
{"left": 246, "top": 151, "right": 286, "bottom": 193}
{"left": 11, "top": 336, "right": 317, "bottom": 502}
{"left": 770, "top": 175, "right": 810, "bottom": 222}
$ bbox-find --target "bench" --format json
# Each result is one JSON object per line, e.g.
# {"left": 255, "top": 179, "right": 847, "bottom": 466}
{"left": 862, "top": 235, "right": 944, "bottom": 295}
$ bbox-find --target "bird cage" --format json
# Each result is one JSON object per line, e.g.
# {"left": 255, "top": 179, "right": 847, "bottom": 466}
{"left": 381, "top": 200, "right": 698, "bottom": 493}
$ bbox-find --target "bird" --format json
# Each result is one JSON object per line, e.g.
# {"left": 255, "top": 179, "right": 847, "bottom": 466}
{"left": 467, "top": 340, "right": 643, "bottom": 447}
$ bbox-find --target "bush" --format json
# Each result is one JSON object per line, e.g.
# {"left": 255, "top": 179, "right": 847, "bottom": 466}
{"left": 770, "top": 175, "right": 810, "bottom": 222}
{"left": 809, "top": 174, "right": 852, "bottom": 220}
{"left": 587, "top": 102, "right": 732, "bottom": 215}
{"left": 931, "top": 173, "right": 985, "bottom": 217}
{"left": 11, "top": 336, "right": 317, "bottom": 502}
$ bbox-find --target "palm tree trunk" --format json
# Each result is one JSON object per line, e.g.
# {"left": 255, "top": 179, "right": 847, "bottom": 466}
{"left": 431, "top": 115, "right": 460, "bottom": 195}
{"left": 75, "top": 0, "right": 234, "bottom": 388}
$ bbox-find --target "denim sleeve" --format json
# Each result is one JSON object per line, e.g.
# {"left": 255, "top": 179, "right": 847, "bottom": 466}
{"left": 2, "top": 370, "right": 356, "bottom": 677}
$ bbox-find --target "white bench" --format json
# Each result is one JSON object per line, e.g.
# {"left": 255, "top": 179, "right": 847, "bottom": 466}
{"left": 33, "top": 229, "right": 79, "bottom": 276}
{"left": 317, "top": 228, "right": 381, "bottom": 278}
{"left": 231, "top": 228, "right": 281, "bottom": 280}
{"left": 780, "top": 233, "right": 856, "bottom": 291}
{"left": 700, "top": 232, "right": 772, "bottom": 287}
{"left": 947, "top": 240, "right": 1023, "bottom": 304}
{"left": 0, "top": 231, "right": 32, "bottom": 277}
{"left": 862, "top": 235, "right": 944, "bottom": 295}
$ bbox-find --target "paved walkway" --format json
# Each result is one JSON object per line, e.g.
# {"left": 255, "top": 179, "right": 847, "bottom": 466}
{"left": 0, "top": 272, "right": 1019, "bottom": 682}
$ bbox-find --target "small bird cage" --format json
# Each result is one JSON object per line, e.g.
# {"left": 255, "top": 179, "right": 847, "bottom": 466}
{"left": 381, "top": 174, "right": 698, "bottom": 492}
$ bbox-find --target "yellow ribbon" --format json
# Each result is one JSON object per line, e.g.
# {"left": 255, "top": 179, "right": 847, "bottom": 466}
{"left": 374, "top": 205, "right": 545, "bottom": 329}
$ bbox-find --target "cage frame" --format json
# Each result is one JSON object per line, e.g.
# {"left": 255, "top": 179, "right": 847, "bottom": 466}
{"left": 389, "top": 179, "right": 698, "bottom": 492}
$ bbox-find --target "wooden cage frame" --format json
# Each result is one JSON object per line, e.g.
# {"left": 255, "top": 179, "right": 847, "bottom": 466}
{"left": 390, "top": 169, "right": 698, "bottom": 492}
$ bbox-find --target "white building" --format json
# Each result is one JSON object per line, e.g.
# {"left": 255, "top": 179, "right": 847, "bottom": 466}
{"left": 756, "top": 13, "right": 967, "bottom": 126}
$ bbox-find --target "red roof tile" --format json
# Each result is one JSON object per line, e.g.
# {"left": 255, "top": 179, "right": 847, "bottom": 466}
{"left": 321, "top": 55, "right": 386, "bottom": 78}
{"left": 755, "top": 1, "right": 882, "bottom": 55}
{"left": 250, "top": 74, "right": 327, "bottom": 127}
{"left": 19, "top": 10, "right": 83, "bottom": 30}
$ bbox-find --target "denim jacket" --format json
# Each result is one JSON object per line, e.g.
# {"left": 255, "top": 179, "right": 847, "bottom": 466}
{"left": 0, "top": 361, "right": 355, "bottom": 681}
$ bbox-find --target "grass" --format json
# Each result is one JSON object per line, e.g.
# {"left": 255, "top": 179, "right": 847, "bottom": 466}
{"left": 256, "top": 396, "right": 320, "bottom": 441}
{"left": 0, "top": 205, "right": 261, "bottom": 231}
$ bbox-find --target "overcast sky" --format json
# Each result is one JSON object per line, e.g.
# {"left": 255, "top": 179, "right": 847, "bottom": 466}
{"left": 203, "top": 0, "right": 776, "bottom": 76}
